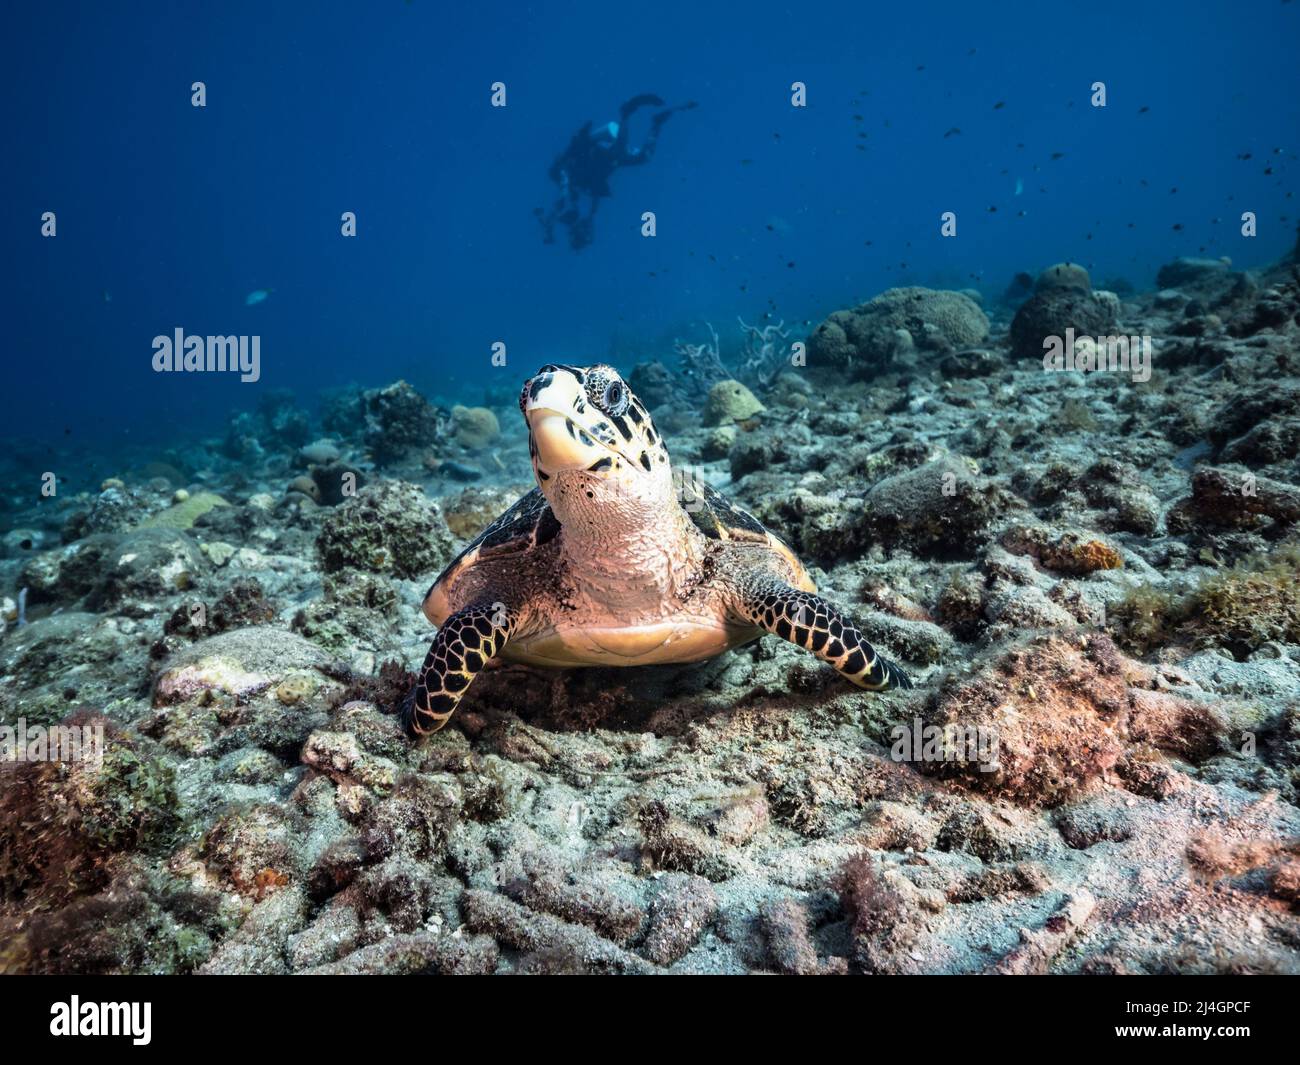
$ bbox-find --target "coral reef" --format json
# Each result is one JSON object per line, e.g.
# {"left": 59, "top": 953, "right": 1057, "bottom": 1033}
{"left": 808, "top": 286, "right": 989, "bottom": 375}
{"left": 450, "top": 405, "right": 501, "bottom": 450}
{"left": 736, "top": 316, "right": 792, "bottom": 387}
{"left": 3, "top": 247, "right": 1300, "bottom": 976}
{"left": 360, "top": 381, "right": 446, "bottom": 467}
{"left": 1009, "top": 288, "right": 1120, "bottom": 360}
{"left": 703, "top": 379, "right": 765, "bottom": 426}
{"left": 316, "top": 481, "right": 455, "bottom": 580}
{"left": 1035, "top": 261, "right": 1091, "bottom": 294}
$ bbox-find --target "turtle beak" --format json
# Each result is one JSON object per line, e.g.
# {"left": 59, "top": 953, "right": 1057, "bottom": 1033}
{"left": 527, "top": 408, "right": 604, "bottom": 472}
{"left": 522, "top": 368, "right": 611, "bottom": 475}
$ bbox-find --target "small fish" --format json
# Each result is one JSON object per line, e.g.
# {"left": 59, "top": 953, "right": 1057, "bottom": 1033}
{"left": 245, "top": 288, "right": 273, "bottom": 306}
{"left": 993, "top": 100, "right": 1005, "bottom": 110}
{"left": 102, "top": 289, "right": 112, "bottom": 303}
{"left": 943, "top": 127, "right": 961, "bottom": 138}
{"left": 1014, "top": 177, "right": 1024, "bottom": 196}
{"left": 1172, "top": 223, "right": 1184, "bottom": 231}
{"left": 1050, "top": 152, "right": 1065, "bottom": 160}
{"left": 1138, "top": 105, "right": 1149, "bottom": 114}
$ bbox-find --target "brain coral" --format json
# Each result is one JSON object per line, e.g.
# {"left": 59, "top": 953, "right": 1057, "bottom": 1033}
{"left": 451, "top": 405, "right": 501, "bottom": 450}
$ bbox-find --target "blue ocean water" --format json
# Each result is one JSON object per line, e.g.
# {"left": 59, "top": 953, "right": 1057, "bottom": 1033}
{"left": 4, "top": 0, "right": 1297, "bottom": 448}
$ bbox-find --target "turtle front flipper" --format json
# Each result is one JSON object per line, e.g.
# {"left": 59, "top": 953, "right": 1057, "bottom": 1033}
{"left": 403, "top": 601, "right": 519, "bottom": 735}
{"left": 735, "top": 582, "right": 912, "bottom": 692}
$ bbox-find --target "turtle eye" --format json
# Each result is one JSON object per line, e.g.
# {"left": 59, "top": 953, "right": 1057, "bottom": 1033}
{"left": 597, "top": 380, "right": 629, "bottom": 415}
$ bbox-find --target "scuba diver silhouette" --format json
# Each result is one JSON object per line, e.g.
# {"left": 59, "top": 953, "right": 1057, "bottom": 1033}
{"left": 535, "top": 93, "right": 697, "bottom": 250}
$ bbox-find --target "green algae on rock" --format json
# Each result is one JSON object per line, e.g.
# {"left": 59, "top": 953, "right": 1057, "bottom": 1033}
{"left": 138, "top": 491, "right": 229, "bottom": 530}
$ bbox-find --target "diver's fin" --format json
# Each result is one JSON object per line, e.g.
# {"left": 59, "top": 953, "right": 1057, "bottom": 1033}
{"left": 620, "top": 93, "right": 665, "bottom": 118}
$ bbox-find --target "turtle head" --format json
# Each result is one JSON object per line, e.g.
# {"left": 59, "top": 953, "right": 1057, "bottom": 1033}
{"left": 520, "top": 363, "right": 672, "bottom": 521}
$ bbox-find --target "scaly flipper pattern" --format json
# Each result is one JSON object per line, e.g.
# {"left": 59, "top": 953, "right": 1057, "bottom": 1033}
{"left": 403, "top": 601, "right": 519, "bottom": 735}
{"left": 735, "top": 582, "right": 912, "bottom": 691}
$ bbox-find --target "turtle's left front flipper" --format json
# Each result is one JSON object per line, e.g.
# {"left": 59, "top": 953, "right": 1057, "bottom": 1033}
{"left": 403, "top": 601, "right": 519, "bottom": 735}
{"left": 734, "top": 581, "right": 912, "bottom": 691}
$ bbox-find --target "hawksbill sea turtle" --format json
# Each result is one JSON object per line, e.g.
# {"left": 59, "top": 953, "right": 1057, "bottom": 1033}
{"left": 402, "top": 363, "right": 911, "bottom": 734}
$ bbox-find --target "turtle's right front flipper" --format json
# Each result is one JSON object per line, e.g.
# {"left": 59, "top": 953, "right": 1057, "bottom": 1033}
{"left": 733, "top": 580, "right": 912, "bottom": 692}
{"left": 403, "top": 601, "right": 518, "bottom": 736}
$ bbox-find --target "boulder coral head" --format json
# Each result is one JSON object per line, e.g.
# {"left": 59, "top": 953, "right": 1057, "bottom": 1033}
{"left": 316, "top": 481, "right": 455, "bottom": 580}
{"left": 808, "top": 286, "right": 989, "bottom": 376}
{"left": 1010, "top": 288, "right": 1120, "bottom": 360}
{"left": 703, "top": 379, "right": 765, "bottom": 426}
